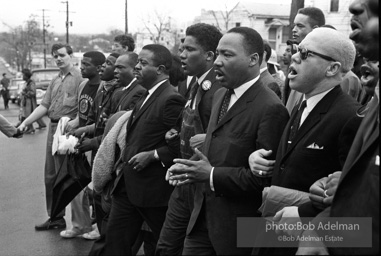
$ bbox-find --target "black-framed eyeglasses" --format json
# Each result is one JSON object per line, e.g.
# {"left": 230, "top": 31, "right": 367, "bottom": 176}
{"left": 298, "top": 47, "right": 336, "bottom": 62}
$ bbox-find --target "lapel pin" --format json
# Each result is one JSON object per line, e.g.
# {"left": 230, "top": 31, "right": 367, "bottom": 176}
{"left": 201, "top": 80, "right": 211, "bottom": 91}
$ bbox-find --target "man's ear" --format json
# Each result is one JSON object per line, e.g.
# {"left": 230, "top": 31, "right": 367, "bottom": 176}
{"left": 326, "top": 62, "right": 341, "bottom": 77}
{"left": 206, "top": 51, "right": 214, "bottom": 61}
{"left": 157, "top": 65, "right": 166, "bottom": 75}
{"left": 249, "top": 53, "right": 260, "bottom": 67}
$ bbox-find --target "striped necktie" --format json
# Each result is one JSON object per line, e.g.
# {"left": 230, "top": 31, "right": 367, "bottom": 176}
{"left": 217, "top": 89, "right": 234, "bottom": 123}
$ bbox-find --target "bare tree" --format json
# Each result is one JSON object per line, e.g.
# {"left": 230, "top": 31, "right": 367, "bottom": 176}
{"left": 141, "top": 9, "right": 172, "bottom": 44}
{"left": 209, "top": 1, "right": 240, "bottom": 31}
{"left": 1, "top": 15, "right": 42, "bottom": 70}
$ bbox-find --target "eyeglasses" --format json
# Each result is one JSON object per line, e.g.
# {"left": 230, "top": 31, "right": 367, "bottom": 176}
{"left": 297, "top": 47, "right": 336, "bottom": 62}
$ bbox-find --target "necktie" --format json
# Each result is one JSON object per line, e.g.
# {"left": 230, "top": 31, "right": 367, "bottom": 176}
{"left": 132, "top": 91, "right": 149, "bottom": 120}
{"left": 137, "top": 91, "right": 149, "bottom": 110}
{"left": 185, "top": 76, "right": 197, "bottom": 100}
{"left": 218, "top": 89, "right": 234, "bottom": 123}
{"left": 288, "top": 100, "right": 307, "bottom": 145}
{"left": 189, "top": 80, "right": 199, "bottom": 108}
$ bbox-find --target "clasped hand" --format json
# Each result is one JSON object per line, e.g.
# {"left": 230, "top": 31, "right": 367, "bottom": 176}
{"left": 309, "top": 171, "right": 341, "bottom": 209}
{"left": 248, "top": 149, "right": 275, "bottom": 177}
{"left": 166, "top": 148, "right": 212, "bottom": 186}
{"left": 128, "top": 150, "right": 156, "bottom": 172}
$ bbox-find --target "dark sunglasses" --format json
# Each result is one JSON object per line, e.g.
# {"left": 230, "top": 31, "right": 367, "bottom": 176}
{"left": 298, "top": 47, "right": 336, "bottom": 62}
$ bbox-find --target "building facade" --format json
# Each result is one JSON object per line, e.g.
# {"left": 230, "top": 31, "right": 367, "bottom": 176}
{"left": 193, "top": 0, "right": 353, "bottom": 62}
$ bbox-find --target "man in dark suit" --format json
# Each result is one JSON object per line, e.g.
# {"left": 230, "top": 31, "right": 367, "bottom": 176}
{"left": 107, "top": 53, "right": 146, "bottom": 114}
{"left": 102, "top": 44, "right": 186, "bottom": 255}
{"left": 296, "top": 1, "right": 379, "bottom": 254}
{"left": 168, "top": 27, "right": 289, "bottom": 255}
{"left": 156, "top": 23, "right": 222, "bottom": 255}
{"left": 249, "top": 27, "right": 361, "bottom": 255}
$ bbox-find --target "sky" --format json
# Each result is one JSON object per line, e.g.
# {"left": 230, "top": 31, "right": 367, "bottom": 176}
{"left": 0, "top": 0, "right": 287, "bottom": 35}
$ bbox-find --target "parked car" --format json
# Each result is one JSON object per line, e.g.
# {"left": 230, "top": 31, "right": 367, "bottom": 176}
{"left": 31, "top": 68, "right": 60, "bottom": 105}
{"left": 9, "top": 78, "right": 25, "bottom": 104}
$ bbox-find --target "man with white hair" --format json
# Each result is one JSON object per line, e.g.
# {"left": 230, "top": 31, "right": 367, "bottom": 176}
{"left": 250, "top": 27, "right": 361, "bottom": 255}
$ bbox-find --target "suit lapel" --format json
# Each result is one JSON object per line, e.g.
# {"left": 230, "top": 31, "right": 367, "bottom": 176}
{"left": 129, "top": 81, "right": 169, "bottom": 128}
{"left": 195, "top": 70, "right": 217, "bottom": 119}
{"left": 212, "top": 79, "right": 263, "bottom": 132}
{"left": 116, "top": 80, "right": 139, "bottom": 110}
{"left": 280, "top": 106, "right": 299, "bottom": 157}
{"left": 282, "top": 86, "right": 341, "bottom": 159}
{"left": 208, "top": 88, "right": 224, "bottom": 134}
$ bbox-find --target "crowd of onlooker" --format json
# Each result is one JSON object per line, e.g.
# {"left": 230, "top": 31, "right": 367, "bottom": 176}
{"left": 0, "top": 0, "right": 378, "bottom": 255}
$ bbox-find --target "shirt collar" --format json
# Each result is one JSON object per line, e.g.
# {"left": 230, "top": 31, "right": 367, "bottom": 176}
{"left": 260, "top": 67, "right": 268, "bottom": 74}
{"left": 148, "top": 79, "right": 167, "bottom": 95}
{"left": 233, "top": 75, "right": 260, "bottom": 99}
{"left": 302, "top": 87, "right": 335, "bottom": 112}
{"left": 122, "top": 78, "right": 137, "bottom": 90}
{"left": 197, "top": 68, "right": 213, "bottom": 85}
{"left": 59, "top": 65, "right": 76, "bottom": 78}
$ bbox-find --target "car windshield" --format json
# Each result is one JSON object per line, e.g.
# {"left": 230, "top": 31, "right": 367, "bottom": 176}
{"left": 33, "top": 71, "right": 58, "bottom": 82}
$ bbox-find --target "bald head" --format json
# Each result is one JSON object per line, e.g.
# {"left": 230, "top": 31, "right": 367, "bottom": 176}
{"left": 301, "top": 27, "right": 356, "bottom": 73}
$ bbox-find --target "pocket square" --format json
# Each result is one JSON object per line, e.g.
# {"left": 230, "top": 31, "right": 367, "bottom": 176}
{"left": 306, "top": 143, "right": 324, "bottom": 149}
{"left": 376, "top": 155, "right": 380, "bottom": 166}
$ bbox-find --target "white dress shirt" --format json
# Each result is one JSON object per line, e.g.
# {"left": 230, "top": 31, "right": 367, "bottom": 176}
{"left": 299, "top": 87, "right": 334, "bottom": 127}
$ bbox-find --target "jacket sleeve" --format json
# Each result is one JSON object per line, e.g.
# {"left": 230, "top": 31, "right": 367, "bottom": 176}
{"left": 156, "top": 94, "right": 186, "bottom": 167}
{"left": 213, "top": 103, "right": 289, "bottom": 197}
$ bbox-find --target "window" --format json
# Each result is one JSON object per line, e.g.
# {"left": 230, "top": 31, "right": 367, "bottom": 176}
{"left": 236, "top": 22, "right": 241, "bottom": 27}
{"left": 282, "top": 25, "right": 290, "bottom": 43}
{"left": 268, "top": 27, "right": 277, "bottom": 49}
{"left": 330, "top": 0, "right": 339, "bottom": 12}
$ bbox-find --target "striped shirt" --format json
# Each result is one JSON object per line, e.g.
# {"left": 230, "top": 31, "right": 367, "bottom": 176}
{"left": 41, "top": 66, "right": 84, "bottom": 120}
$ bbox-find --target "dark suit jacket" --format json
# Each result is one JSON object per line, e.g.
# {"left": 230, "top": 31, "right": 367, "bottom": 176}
{"left": 120, "top": 81, "right": 186, "bottom": 208}
{"left": 108, "top": 80, "right": 146, "bottom": 114}
{"left": 188, "top": 78, "right": 289, "bottom": 254}
{"left": 260, "top": 69, "right": 282, "bottom": 99}
{"left": 192, "top": 69, "right": 222, "bottom": 132}
{"left": 328, "top": 96, "right": 379, "bottom": 255}
{"left": 177, "top": 79, "right": 192, "bottom": 100}
{"left": 272, "top": 86, "right": 360, "bottom": 193}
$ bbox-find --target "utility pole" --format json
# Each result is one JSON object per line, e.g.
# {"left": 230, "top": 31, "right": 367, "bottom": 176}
{"left": 42, "top": 9, "right": 47, "bottom": 68}
{"left": 62, "top": 1, "right": 69, "bottom": 43}
{"left": 125, "top": 0, "right": 128, "bottom": 34}
{"left": 289, "top": 0, "right": 304, "bottom": 37}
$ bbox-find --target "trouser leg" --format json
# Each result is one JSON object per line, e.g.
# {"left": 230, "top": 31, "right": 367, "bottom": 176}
{"left": 71, "top": 189, "right": 92, "bottom": 232}
{"left": 36, "top": 117, "right": 46, "bottom": 127}
{"left": 45, "top": 122, "right": 65, "bottom": 218}
{"left": 103, "top": 184, "right": 143, "bottom": 256}
{"left": 156, "top": 185, "right": 195, "bottom": 255}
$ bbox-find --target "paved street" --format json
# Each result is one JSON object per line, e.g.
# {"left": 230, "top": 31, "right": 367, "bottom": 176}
{"left": 0, "top": 101, "right": 94, "bottom": 256}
